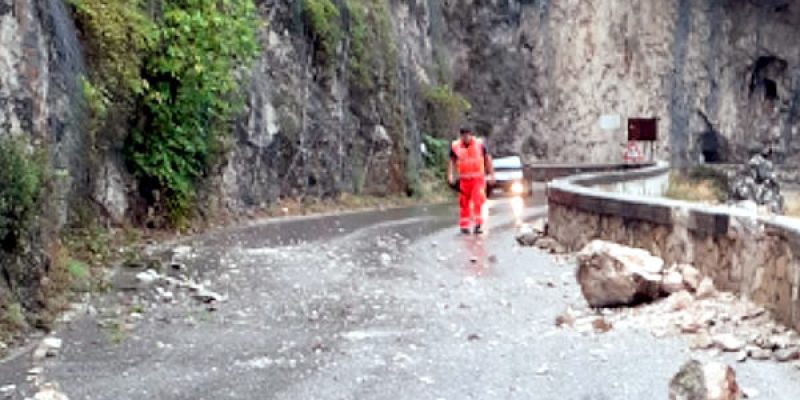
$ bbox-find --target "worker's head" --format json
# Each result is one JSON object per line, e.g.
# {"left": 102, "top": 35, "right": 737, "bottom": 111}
{"left": 460, "top": 127, "right": 473, "bottom": 144}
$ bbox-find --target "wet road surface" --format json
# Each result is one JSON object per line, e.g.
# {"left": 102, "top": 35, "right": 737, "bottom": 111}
{"left": 2, "top": 197, "right": 800, "bottom": 399}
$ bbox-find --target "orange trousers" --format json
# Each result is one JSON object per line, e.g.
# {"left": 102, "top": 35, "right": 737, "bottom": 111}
{"left": 458, "top": 177, "right": 486, "bottom": 229}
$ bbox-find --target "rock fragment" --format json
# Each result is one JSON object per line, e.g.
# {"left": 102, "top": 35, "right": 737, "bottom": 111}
{"left": 663, "top": 269, "right": 686, "bottom": 294}
{"left": 691, "top": 332, "right": 715, "bottom": 350}
{"left": 33, "top": 383, "right": 69, "bottom": 400}
{"left": 135, "top": 269, "right": 161, "bottom": 285}
{"left": 773, "top": 347, "right": 800, "bottom": 362}
{"left": 747, "top": 346, "right": 772, "bottom": 361}
{"left": 679, "top": 264, "right": 703, "bottom": 292}
{"left": 696, "top": 277, "right": 717, "bottom": 299}
{"left": 668, "top": 360, "right": 742, "bottom": 400}
{"left": 667, "top": 290, "right": 695, "bottom": 312}
{"left": 33, "top": 337, "right": 63, "bottom": 361}
{"left": 515, "top": 224, "right": 540, "bottom": 247}
{"left": 555, "top": 307, "right": 576, "bottom": 328}
{"left": 713, "top": 334, "right": 745, "bottom": 352}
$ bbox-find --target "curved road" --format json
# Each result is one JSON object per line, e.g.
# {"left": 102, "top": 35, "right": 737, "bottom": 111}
{"left": 1, "top": 197, "right": 799, "bottom": 399}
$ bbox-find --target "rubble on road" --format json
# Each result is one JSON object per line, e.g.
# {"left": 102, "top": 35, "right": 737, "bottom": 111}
{"left": 135, "top": 269, "right": 161, "bottom": 285}
{"left": 555, "top": 306, "right": 576, "bottom": 328}
{"left": 32, "top": 337, "right": 63, "bottom": 361}
{"left": 32, "top": 383, "right": 69, "bottom": 400}
{"left": 515, "top": 224, "right": 539, "bottom": 247}
{"left": 558, "top": 241, "right": 800, "bottom": 365}
{"left": 515, "top": 221, "right": 566, "bottom": 254}
{"left": 669, "top": 360, "right": 741, "bottom": 400}
{"left": 564, "top": 278, "right": 800, "bottom": 364}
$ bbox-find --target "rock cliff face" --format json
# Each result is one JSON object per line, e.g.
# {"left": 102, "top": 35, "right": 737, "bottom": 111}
{"left": 0, "top": 0, "right": 87, "bottom": 313}
{"left": 4, "top": 0, "right": 800, "bottom": 214}
{"left": 436, "top": 0, "right": 800, "bottom": 166}
{"left": 0, "top": 0, "right": 87, "bottom": 218}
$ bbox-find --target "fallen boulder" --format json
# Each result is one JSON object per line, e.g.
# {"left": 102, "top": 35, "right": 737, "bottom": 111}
{"left": 668, "top": 360, "right": 742, "bottom": 400}
{"left": 576, "top": 241, "right": 665, "bottom": 308}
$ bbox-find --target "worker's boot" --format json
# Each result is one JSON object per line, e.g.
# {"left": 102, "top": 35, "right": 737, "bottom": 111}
{"left": 473, "top": 225, "right": 483, "bottom": 235}
{"left": 460, "top": 228, "right": 471, "bottom": 235}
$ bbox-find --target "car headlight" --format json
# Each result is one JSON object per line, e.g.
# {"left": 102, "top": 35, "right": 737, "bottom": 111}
{"left": 511, "top": 182, "right": 524, "bottom": 194}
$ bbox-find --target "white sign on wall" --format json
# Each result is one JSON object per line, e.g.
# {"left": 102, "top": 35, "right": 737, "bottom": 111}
{"left": 599, "top": 114, "right": 621, "bottom": 131}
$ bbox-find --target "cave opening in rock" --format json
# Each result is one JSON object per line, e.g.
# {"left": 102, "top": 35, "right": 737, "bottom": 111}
{"left": 701, "top": 131, "right": 722, "bottom": 163}
{"left": 750, "top": 56, "right": 788, "bottom": 101}
{"left": 765, "top": 79, "right": 779, "bottom": 100}
{"left": 697, "top": 111, "right": 727, "bottom": 164}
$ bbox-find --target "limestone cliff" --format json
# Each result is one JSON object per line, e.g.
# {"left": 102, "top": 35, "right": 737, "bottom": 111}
{"left": 436, "top": 0, "right": 800, "bottom": 167}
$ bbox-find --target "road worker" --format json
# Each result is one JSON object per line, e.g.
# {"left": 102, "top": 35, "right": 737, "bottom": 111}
{"left": 447, "top": 127, "right": 495, "bottom": 234}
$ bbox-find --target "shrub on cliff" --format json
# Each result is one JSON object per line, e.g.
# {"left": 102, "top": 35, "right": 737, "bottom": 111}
{"left": 423, "top": 84, "right": 471, "bottom": 137}
{"left": 128, "top": 0, "right": 260, "bottom": 224}
{"left": 302, "top": 0, "right": 342, "bottom": 65}
{"left": 0, "top": 137, "right": 46, "bottom": 252}
{"left": 70, "top": 0, "right": 260, "bottom": 226}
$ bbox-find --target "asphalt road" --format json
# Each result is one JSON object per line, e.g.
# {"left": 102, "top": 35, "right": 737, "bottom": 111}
{"left": 1, "top": 196, "right": 800, "bottom": 399}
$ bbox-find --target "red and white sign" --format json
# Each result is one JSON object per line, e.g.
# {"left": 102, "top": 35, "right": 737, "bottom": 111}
{"left": 623, "top": 141, "right": 644, "bottom": 163}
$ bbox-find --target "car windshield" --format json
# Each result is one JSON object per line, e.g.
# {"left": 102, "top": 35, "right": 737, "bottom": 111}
{"left": 492, "top": 156, "right": 522, "bottom": 170}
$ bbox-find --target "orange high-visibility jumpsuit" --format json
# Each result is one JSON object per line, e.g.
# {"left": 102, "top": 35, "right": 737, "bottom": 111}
{"left": 451, "top": 138, "right": 487, "bottom": 230}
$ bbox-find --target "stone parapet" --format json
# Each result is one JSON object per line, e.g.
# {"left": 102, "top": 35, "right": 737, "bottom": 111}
{"left": 547, "top": 162, "right": 800, "bottom": 330}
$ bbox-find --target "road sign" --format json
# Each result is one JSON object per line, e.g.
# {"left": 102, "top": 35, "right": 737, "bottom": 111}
{"left": 599, "top": 114, "right": 621, "bottom": 131}
{"left": 623, "top": 141, "right": 644, "bottom": 162}
{"left": 628, "top": 118, "right": 658, "bottom": 141}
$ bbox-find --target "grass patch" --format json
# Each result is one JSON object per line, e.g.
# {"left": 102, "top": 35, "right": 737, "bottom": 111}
{"left": 106, "top": 319, "right": 126, "bottom": 345}
{"left": 784, "top": 192, "right": 800, "bottom": 218}
{"left": 67, "top": 260, "right": 89, "bottom": 280}
{"left": 665, "top": 167, "right": 728, "bottom": 203}
{"left": 2, "top": 304, "right": 26, "bottom": 330}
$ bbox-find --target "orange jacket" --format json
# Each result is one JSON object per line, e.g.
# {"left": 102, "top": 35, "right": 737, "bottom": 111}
{"left": 451, "top": 138, "right": 486, "bottom": 179}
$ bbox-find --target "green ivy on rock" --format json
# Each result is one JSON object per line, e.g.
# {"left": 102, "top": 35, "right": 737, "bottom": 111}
{"left": 126, "top": 0, "right": 260, "bottom": 224}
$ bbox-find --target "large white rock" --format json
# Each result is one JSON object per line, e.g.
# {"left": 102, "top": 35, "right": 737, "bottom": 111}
{"left": 668, "top": 360, "right": 742, "bottom": 400}
{"left": 576, "top": 241, "right": 665, "bottom": 308}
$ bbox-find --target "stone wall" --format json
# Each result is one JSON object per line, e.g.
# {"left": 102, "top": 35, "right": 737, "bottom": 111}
{"left": 547, "top": 164, "right": 800, "bottom": 331}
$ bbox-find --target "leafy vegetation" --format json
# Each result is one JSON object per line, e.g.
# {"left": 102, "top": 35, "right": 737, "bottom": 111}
{"left": 1, "top": 303, "right": 26, "bottom": 332}
{"left": 69, "top": 0, "right": 156, "bottom": 99}
{"left": 344, "top": 0, "right": 395, "bottom": 90}
{"left": 0, "top": 137, "right": 47, "bottom": 252}
{"left": 345, "top": 0, "right": 368, "bottom": 84}
{"left": 127, "top": 0, "right": 259, "bottom": 224}
{"left": 302, "top": 0, "right": 342, "bottom": 65}
{"left": 423, "top": 84, "right": 471, "bottom": 137}
{"left": 70, "top": 0, "right": 157, "bottom": 154}
{"left": 69, "top": 0, "right": 261, "bottom": 225}
{"left": 422, "top": 134, "right": 449, "bottom": 178}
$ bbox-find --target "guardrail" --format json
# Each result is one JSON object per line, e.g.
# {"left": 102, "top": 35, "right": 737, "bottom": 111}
{"left": 546, "top": 162, "right": 800, "bottom": 331}
{"left": 525, "top": 162, "right": 655, "bottom": 182}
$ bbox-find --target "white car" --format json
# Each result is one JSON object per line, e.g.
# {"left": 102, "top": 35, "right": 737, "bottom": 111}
{"left": 487, "top": 155, "right": 531, "bottom": 197}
